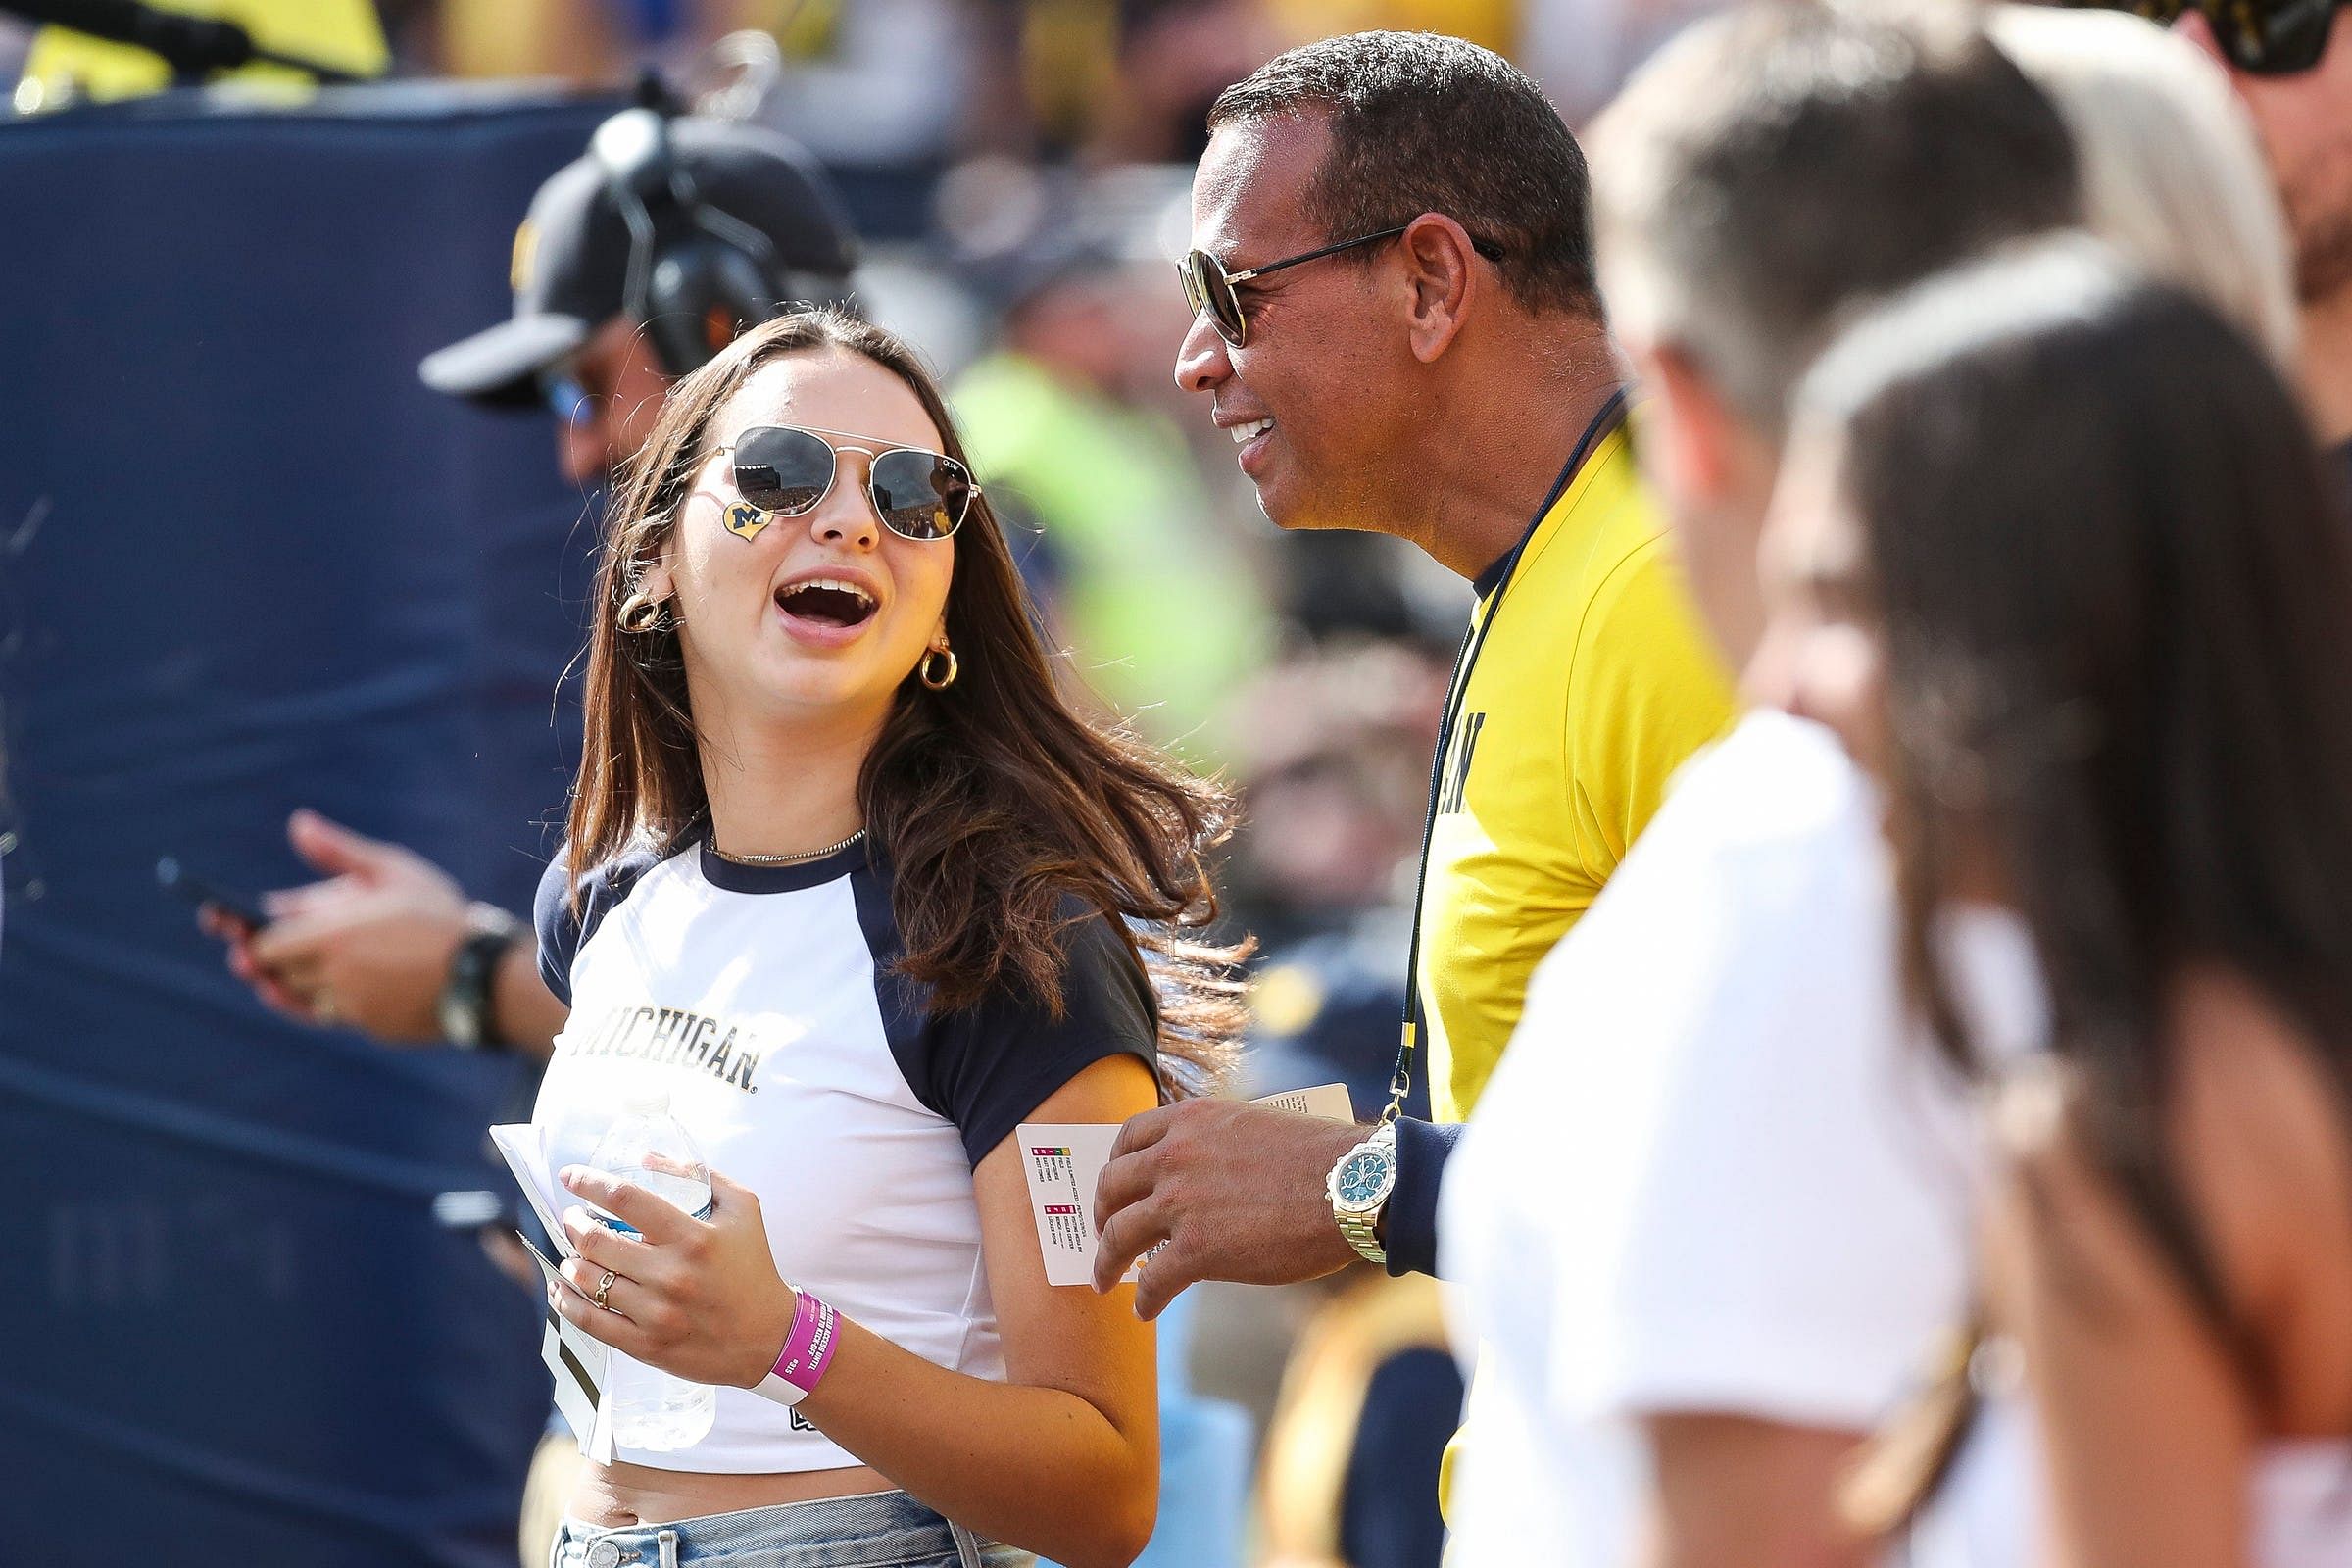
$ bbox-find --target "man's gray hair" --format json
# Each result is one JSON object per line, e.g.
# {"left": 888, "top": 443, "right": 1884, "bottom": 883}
{"left": 1592, "top": 0, "right": 2081, "bottom": 436}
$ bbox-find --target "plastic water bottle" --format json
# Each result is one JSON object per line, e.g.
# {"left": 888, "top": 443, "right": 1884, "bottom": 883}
{"left": 585, "top": 1085, "right": 716, "bottom": 1451}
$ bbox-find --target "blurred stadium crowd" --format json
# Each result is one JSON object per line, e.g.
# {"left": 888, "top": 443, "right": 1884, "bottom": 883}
{"left": 8, "top": 0, "right": 2352, "bottom": 1566}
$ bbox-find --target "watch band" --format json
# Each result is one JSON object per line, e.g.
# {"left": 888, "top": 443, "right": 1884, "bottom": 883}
{"left": 440, "top": 904, "right": 523, "bottom": 1052}
{"left": 1338, "top": 1202, "right": 1387, "bottom": 1266}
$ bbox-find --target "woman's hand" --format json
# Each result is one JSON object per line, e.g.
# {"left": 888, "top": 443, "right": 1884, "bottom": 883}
{"left": 548, "top": 1168, "right": 799, "bottom": 1390}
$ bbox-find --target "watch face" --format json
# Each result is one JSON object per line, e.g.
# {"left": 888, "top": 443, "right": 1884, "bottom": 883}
{"left": 1335, "top": 1149, "right": 1393, "bottom": 1207}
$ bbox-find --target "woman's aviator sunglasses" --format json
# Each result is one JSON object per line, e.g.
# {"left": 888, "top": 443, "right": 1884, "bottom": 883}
{"left": 1178, "top": 223, "right": 1507, "bottom": 349}
{"left": 714, "top": 424, "right": 978, "bottom": 542}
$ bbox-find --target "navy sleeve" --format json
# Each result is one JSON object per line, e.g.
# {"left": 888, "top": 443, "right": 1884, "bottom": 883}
{"left": 1383, "top": 1116, "right": 1462, "bottom": 1279}
{"left": 532, "top": 849, "right": 578, "bottom": 1006}
{"left": 1338, "top": 1347, "right": 1465, "bottom": 1568}
{"left": 533, "top": 844, "right": 658, "bottom": 1007}
{"left": 925, "top": 906, "right": 1161, "bottom": 1167}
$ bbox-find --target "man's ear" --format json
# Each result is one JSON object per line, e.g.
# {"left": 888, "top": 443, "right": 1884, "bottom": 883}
{"left": 1629, "top": 338, "right": 1746, "bottom": 508}
{"left": 1398, "top": 213, "right": 1482, "bottom": 365}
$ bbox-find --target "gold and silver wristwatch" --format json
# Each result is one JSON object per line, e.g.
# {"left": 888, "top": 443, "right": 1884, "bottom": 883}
{"left": 1327, "top": 1120, "right": 1399, "bottom": 1266}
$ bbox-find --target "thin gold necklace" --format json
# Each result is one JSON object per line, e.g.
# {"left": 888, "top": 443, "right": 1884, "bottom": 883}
{"left": 710, "top": 827, "right": 867, "bottom": 866}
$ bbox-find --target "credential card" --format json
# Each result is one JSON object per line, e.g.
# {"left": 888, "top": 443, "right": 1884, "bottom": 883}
{"left": 1015, "top": 1082, "right": 1356, "bottom": 1287}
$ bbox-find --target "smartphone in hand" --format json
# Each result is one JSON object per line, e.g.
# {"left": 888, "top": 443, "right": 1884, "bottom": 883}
{"left": 157, "top": 856, "right": 270, "bottom": 936}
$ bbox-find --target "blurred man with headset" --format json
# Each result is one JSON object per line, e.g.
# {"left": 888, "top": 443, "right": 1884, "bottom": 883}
{"left": 210, "top": 97, "right": 858, "bottom": 1051}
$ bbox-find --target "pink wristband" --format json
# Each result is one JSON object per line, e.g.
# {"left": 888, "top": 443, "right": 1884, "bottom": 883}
{"left": 754, "top": 1289, "right": 839, "bottom": 1407}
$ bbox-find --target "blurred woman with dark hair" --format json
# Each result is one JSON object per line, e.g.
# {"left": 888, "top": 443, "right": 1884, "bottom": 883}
{"left": 526, "top": 308, "right": 1247, "bottom": 1568}
{"left": 1755, "top": 239, "right": 2352, "bottom": 1567}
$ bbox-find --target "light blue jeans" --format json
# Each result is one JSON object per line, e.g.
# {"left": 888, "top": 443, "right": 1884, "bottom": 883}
{"left": 550, "top": 1490, "right": 1034, "bottom": 1568}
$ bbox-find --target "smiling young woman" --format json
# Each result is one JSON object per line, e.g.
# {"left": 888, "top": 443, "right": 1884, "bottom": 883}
{"left": 527, "top": 309, "right": 1247, "bottom": 1568}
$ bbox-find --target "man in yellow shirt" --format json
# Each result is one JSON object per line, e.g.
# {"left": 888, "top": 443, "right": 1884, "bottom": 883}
{"left": 1415, "top": 400, "right": 1732, "bottom": 1123}
{"left": 1092, "top": 30, "right": 1732, "bottom": 1309}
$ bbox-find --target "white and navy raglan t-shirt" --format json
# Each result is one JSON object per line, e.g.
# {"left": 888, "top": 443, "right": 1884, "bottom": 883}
{"left": 530, "top": 831, "right": 1159, "bottom": 1475}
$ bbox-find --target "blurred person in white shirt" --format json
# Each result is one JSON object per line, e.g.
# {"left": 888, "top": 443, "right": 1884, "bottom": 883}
{"left": 1437, "top": 8, "right": 2079, "bottom": 1562}
{"left": 1443, "top": 4, "right": 2315, "bottom": 1563}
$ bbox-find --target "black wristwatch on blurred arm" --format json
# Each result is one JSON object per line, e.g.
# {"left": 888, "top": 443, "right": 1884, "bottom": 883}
{"left": 439, "top": 904, "right": 524, "bottom": 1052}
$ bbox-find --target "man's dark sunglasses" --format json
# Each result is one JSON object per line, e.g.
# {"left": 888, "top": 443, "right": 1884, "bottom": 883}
{"left": 1178, "top": 223, "right": 1508, "bottom": 348}
{"left": 714, "top": 424, "right": 977, "bottom": 542}
{"left": 2069, "top": 0, "right": 2344, "bottom": 73}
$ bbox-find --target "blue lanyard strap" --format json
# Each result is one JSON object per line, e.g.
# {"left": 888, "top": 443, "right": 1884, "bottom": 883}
{"left": 1382, "top": 386, "right": 1630, "bottom": 1122}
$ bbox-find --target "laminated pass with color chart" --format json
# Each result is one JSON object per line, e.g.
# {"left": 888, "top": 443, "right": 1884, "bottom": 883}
{"left": 1016, "top": 1082, "right": 1354, "bottom": 1286}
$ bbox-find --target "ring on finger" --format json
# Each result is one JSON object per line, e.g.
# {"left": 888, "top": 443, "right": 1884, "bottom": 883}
{"left": 592, "top": 1268, "right": 617, "bottom": 1310}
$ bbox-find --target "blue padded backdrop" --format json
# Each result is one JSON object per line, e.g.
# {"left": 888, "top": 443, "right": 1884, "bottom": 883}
{"left": 0, "top": 86, "right": 623, "bottom": 1563}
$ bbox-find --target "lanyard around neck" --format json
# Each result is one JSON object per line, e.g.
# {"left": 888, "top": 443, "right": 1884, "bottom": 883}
{"left": 1379, "top": 386, "right": 1630, "bottom": 1123}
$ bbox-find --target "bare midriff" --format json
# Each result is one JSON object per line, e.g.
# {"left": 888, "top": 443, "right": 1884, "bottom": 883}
{"left": 569, "top": 1459, "right": 895, "bottom": 1527}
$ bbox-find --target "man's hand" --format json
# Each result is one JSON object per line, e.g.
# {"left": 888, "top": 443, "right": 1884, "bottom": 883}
{"left": 1090, "top": 1099, "right": 1369, "bottom": 1319}
{"left": 210, "top": 808, "right": 474, "bottom": 1041}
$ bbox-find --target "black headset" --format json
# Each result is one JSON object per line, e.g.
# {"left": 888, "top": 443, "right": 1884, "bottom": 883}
{"left": 589, "top": 105, "right": 793, "bottom": 378}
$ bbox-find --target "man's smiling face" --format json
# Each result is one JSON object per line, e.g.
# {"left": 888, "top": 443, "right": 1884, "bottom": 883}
{"left": 1171, "top": 113, "right": 1422, "bottom": 534}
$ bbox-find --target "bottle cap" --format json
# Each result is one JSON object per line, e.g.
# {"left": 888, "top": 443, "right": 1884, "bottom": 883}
{"left": 616, "top": 1079, "right": 669, "bottom": 1117}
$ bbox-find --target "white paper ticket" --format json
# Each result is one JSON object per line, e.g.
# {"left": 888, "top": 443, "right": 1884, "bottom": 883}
{"left": 1247, "top": 1082, "right": 1354, "bottom": 1121}
{"left": 489, "top": 1122, "right": 574, "bottom": 1257}
{"left": 494, "top": 1123, "right": 619, "bottom": 1460}
{"left": 1016, "top": 1082, "right": 1356, "bottom": 1287}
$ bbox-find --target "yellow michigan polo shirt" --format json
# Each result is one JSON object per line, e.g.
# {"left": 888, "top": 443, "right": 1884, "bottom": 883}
{"left": 1415, "top": 402, "right": 1736, "bottom": 1124}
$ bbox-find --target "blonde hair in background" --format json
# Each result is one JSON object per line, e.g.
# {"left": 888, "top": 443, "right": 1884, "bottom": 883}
{"left": 1991, "top": 4, "right": 2300, "bottom": 368}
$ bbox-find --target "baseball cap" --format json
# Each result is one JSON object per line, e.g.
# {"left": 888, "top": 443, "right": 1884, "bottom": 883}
{"left": 419, "top": 115, "right": 859, "bottom": 408}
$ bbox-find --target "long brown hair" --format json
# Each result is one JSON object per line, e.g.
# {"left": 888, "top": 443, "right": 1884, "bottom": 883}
{"left": 1809, "top": 243, "right": 2352, "bottom": 1522}
{"left": 566, "top": 309, "right": 1247, "bottom": 1092}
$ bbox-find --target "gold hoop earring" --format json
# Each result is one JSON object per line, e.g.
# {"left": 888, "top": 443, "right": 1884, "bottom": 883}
{"left": 919, "top": 646, "right": 959, "bottom": 690}
{"left": 616, "top": 591, "right": 669, "bottom": 634}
